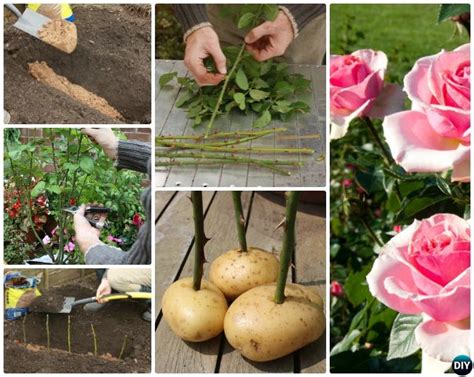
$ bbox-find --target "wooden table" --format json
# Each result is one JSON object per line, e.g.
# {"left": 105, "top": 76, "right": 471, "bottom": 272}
{"left": 155, "top": 60, "right": 326, "bottom": 188}
{"left": 155, "top": 191, "right": 326, "bottom": 373}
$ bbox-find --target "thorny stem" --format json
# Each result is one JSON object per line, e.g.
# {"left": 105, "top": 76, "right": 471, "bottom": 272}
{"left": 191, "top": 192, "right": 207, "bottom": 291}
{"left": 67, "top": 315, "right": 72, "bottom": 353}
{"left": 46, "top": 314, "right": 51, "bottom": 351}
{"left": 91, "top": 324, "right": 98, "bottom": 356}
{"left": 205, "top": 43, "right": 247, "bottom": 138}
{"left": 118, "top": 335, "right": 128, "bottom": 359}
{"left": 159, "top": 128, "right": 287, "bottom": 140}
{"left": 274, "top": 191, "right": 300, "bottom": 304}
{"left": 156, "top": 140, "right": 314, "bottom": 154}
{"left": 232, "top": 192, "right": 248, "bottom": 252}
{"left": 360, "top": 216, "right": 384, "bottom": 247}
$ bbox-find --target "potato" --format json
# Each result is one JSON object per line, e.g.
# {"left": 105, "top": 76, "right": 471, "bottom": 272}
{"left": 224, "top": 283, "right": 325, "bottom": 361}
{"left": 209, "top": 247, "right": 279, "bottom": 300}
{"left": 162, "top": 277, "right": 228, "bottom": 342}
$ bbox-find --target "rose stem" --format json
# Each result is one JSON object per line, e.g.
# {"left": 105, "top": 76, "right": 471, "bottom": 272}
{"left": 274, "top": 191, "right": 301, "bottom": 304}
{"left": 159, "top": 128, "right": 287, "bottom": 140}
{"left": 191, "top": 192, "right": 207, "bottom": 291}
{"left": 22, "top": 313, "right": 27, "bottom": 343}
{"left": 91, "top": 324, "right": 98, "bottom": 356}
{"left": 232, "top": 192, "right": 248, "bottom": 252}
{"left": 360, "top": 217, "right": 384, "bottom": 247}
{"left": 67, "top": 315, "right": 71, "bottom": 353}
{"left": 118, "top": 335, "right": 128, "bottom": 359}
{"left": 155, "top": 140, "right": 314, "bottom": 154}
{"left": 205, "top": 43, "right": 247, "bottom": 138}
{"left": 46, "top": 314, "right": 50, "bottom": 351}
{"left": 362, "top": 117, "right": 402, "bottom": 200}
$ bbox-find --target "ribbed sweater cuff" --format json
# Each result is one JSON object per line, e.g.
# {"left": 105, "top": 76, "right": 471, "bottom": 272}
{"left": 173, "top": 4, "right": 209, "bottom": 38}
{"left": 117, "top": 140, "right": 151, "bottom": 174}
{"left": 281, "top": 4, "right": 325, "bottom": 36}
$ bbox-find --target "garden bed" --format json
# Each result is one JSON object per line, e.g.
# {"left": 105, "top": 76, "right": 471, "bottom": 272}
{"left": 4, "top": 284, "right": 151, "bottom": 373}
{"left": 4, "top": 5, "right": 151, "bottom": 124}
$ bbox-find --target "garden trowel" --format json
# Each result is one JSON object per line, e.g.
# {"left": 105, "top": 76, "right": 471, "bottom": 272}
{"left": 37, "top": 292, "right": 152, "bottom": 314}
{"left": 5, "top": 4, "right": 51, "bottom": 39}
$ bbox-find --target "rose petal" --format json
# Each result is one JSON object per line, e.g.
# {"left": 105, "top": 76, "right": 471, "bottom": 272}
{"left": 352, "top": 49, "right": 388, "bottom": 79}
{"left": 452, "top": 151, "right": 471, "bottom": 182}
{"left": 383, "top": 110, "right": 470, "bottom": 173}
{"left": 330, "top": 99, "right": 373, "bottom": 140}
{"left": 367, "top": 83, "right": 406, "bottom": 119}
{"left": 415, "top": 318, "right": 470, "bottom": 362}
{"left": 404, "top": 52, "right": 441, "bottom": 106}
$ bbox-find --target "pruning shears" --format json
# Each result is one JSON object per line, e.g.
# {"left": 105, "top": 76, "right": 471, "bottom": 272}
{"left": 63, "top": 205, "right": 111, "bottom": 230}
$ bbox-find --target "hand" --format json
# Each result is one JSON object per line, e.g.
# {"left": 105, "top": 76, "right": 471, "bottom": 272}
{"left": 81, "top": 128, "right": 119, "bottom": 160}
{"left": 184, "top": 26, "right": 227, "bottom": 86}
{"left": 73, "top": 204, "right": 102, "bottom": 253}
{"left": 244, "top": 11, "right": 294, "bottom": 62}
{"left": 96, "top": 277, "right": 112, "bottom": 304}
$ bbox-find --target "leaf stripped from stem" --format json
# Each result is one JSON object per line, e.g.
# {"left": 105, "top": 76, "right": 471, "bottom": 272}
{"left": 232, "top": 192, "right": 248, "bottom": 252}
{"left": 156, "top": 140, "right": 314, "bottom": 154}
{"left": 191, "top": 192, "right": 207, "bottom": 291}
{"left": 91, "top": 324, "right": 98, "bottom": 356}
{"left": 274, "top": 191, "right": 300, "bottom": 304}
{"left": 205, "top": 43, "right": 247, "bottom": 138}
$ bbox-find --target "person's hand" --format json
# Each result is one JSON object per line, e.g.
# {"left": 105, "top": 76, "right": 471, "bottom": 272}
{"left": 73, "top": 204, "right": 102, "bottom": 253}
{"left": 184, "top": 26, "right": 227, "bottom": 86}
{"left": 96, "top": 277, "right": 112, "bottom": 304}
{"left": 244, "top": 11, "right": 294, "bottom": 62}
{"left": 81, "top": 128, "right": 119, "bottom": 160}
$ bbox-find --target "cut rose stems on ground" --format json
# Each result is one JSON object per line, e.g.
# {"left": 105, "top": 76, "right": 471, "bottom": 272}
{"left": 161, "top": 192, "right": 228, "bottom": 342}
{"left": 209, "top": 192, "right": 278, "bottom": 300}
{"left": 224, "top": 192, "right": 326, "bottom": 361}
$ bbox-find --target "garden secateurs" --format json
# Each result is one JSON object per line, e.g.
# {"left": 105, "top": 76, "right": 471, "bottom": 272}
{"left": 63, "top": 205, "right": 112, "bottom": 230}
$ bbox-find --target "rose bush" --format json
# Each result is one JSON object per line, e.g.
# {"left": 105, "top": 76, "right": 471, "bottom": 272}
{"left": 367, "top": 213, "right": 470, "bottom": 362}
{"left": 330, "top": 49, "right": 404, "bottom": 139}
{"left": 383, "top": 44, "right": 471, "bottom": 181}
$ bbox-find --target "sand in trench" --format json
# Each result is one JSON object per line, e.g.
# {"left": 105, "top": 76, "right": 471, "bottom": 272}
{"left": 28, "top": 61, "right": 125, "bottom": 121}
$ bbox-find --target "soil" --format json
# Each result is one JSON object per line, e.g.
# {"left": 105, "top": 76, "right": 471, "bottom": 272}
{"left": 4, "top": 5, "right": 151, "bottom": 124}
{"left": 4, "top": 284, "right": 151, "bottom": 373}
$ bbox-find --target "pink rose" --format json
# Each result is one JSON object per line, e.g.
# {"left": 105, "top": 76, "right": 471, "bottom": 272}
{"left": 383, "top": 44, "right": 470, "bottom": 182}
{"left": 330, "top": 49, "right": 405, "bottom": 139}
{"left": 367, "top": 213, "right": 470, "bottom": 361}
{"left": 330, "top": 281, "right": 344, "bottom": 297}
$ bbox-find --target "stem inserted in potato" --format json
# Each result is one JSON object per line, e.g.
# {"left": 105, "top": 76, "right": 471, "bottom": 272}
{"left": 274, "top": 191, "right": 300, "bottom": 304}
{"left": 191, "top": 192, "right": 207, "bottom": 291}
{"left": 232, "top": 191, "right": 248, "bottom": 252}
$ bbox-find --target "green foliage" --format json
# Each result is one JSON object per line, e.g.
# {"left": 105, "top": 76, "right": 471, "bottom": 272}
{"left": 387, "top": 314, "right": 422, "bottom": 360}
{"left": 438, "top": 4, "right": 470, "bottom": 23}
{"left": 156, "top": 5, "right": 184, "bottom": 59}
{"left": 160, "top": 48, "right": 311, "bottom": 129}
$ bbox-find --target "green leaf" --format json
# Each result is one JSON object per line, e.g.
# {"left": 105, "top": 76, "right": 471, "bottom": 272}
{"left": 330, "top": 329, "right": 362, "bottom": 356}
{"left": 273, "top": 100, "right": 292, "bottom": 113}
{"left": 263, "top": 4, "right": 279, "bottom": 21}
{"left": 435, "top": 176, "right": 452, "bottom": 196}
{"left": 249, "top": 89, "right": 269, "bottom": 101}
{"left": 235, "top": 68, "right": 249, "bottom": 90}
{"left": 274, "top": 81, "right": 294, "bottom": 95}
{"left": 237, "top": 12, "right": 256, "bottom": 29}
{"left": 31, "top": 181, "right": 46, "bottom": 198}
{"left": 253, "top": 110, "right": 272, "bottom": 128}
{"left": 46, "top": 184, "right": 61, "bottom": 194}
{"left": 387, "top": 314, "right": 422, "bottom": 360}
{"left": 438, "top": 4, "right": 470, "bottom": 23}
{"left": 159, "top": 72, "right": 177, "bottom": 87}
{"left": 79, "top": 156, "right": 94, "bottom": 174}
{"left": 176, "top": 91, "right": 194, "bottom": 107}
{"left": 344, "top": 265, "right": 372, "bottom": 307}
{"left": 233, "top": 92, "right": 246, "bottom": 110}
{"left": 396, "top": 194, "right": 448, "bottom": 222}
{"left": 63, "top": 162, "right": 79, "bottom": 171}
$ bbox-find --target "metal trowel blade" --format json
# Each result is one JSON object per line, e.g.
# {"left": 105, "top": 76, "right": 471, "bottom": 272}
{"left": 59, "top": 297, "right": 76, "bottom": 314}
{"left": 13, "top": 8, "right": 51, "bottom": 38}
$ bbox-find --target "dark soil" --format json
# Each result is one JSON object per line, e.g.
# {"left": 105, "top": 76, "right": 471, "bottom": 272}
{"left": 4, "top": 284, "right": 151, "bottom": 373}
{"left": 4, "top": 4, "right": 151, "bottom": 124}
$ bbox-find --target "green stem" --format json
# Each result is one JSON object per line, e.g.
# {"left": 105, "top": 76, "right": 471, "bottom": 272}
{"left": 360, "top": 217, "right": 383, "bottom": 247}
{"left": 156, "top": 140, "right": 314, "bottom": 154}
{"left": 91, "top": 324, "right": 97, "bottom": 356}
{"left": 274, "top": 192, "right": 300, "bottom": 304}
{"left": 67, "top": 315, "right": 71, "bottom": 353}
{"left": 232, "top": 192, "right": 247, "bottom": 252}
{"left": 118, "top": 335, "right": 128, "bottom": 359}
{"left": 46, "top": 314, "right": 50, "bottom": 351}
{"left": 159, "top": 128, "right": 286, "bottom": 140}
{"left": 205, "top": 43, "right": 247, "bottom": 138}
{"left": 191, "top": 192, "right": 206, "bottom": 291}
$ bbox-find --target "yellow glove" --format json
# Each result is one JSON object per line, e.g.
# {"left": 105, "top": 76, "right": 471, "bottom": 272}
{"left": 27, "top": 4, "right": 75, "bottom": 22}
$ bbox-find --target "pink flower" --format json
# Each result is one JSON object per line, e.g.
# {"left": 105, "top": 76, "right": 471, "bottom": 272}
{"left": 107, "top": 235, "right": 123, "bottom": 244}
{"left": 42, "top": 235, "right": 51, "bottom": 245}
{"left": 64, "top": 241, "right": 75, "bottom": 253}
{"left": 393, "top": 225, "right": 402, "bottom": 233}
{"left": 330, "top": 281, "right": 344, "bottom": 297}
{"left": 367, "top": 213, "right": 470, "bottom": 361}
{"left": 330, "top": 50, "right": 405, "bottom": 139}
{"left": 383, "top": 44, "right": 470, "bottom": 182}
{"left": 342, "top": 178, "right": 353, "bottom": 188}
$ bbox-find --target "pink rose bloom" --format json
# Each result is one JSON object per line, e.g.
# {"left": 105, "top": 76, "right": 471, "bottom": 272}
{"left": 383, "top": 44, "right": 470, "bottom": 182}
{"left": 330, "top": 49, "right": 405, "bottom": 139}
{"left": 42, "top": 235, "right": 51, "bottom": 245}
{"left": 64, "top": 241, "right": 75, "bottom": 253}
{"left": 330, "top": 281, "right": 344, "bottom": 297}
{"left": 367, "top": 213, "right": 470, "bottom": 362}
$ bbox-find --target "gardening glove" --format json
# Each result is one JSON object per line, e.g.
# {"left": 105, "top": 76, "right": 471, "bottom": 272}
{"left": 81, "top": 128, "right": 118, "bottom": 160}
{"left": 244, "top": 11, "right": 294, "bottom": 62}
{"left": 96, "top": 277, "right": 112, "bottom": 303}
{"left": 184, "top": 26, "right": 227, "bottom": 86}
{"left": 74, "top": 204, "right": 102, "bottom": 253}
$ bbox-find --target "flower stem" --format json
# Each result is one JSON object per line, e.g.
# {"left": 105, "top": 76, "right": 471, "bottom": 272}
{"left": 232, "top": 192, "right": 248, "bottom": 252}
{"left": 205, "top": 43, "right": 247, "bottom": 138}
{"left": 46, "top": 314, "right": 51, "bottom": 351}
{"left": 91, "top": 324, "right": 97, "bottom": 356}
{"left": 191, "top": 192, "right": 206, "bottom": 291}
{"left": 360, "top": 216, "right": 383, "bottom": 247}
{"left": 274, "top": 191, "right": 300, "bottom": 304}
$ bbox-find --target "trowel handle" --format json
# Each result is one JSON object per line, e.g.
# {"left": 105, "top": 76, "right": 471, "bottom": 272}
{"left": 72, "top": 292, "right": 152, "bottom": 306}
{"left": 5, "top": 4, "right": 23, "bottom": 19}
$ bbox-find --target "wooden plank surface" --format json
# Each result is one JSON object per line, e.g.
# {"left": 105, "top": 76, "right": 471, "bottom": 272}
{"left": 155, "top": 191, "right": 326, "bottom": 373}
{"left": 155, "top": 60, "right": 326, "bottom": 188}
